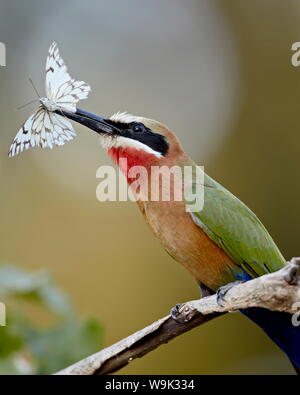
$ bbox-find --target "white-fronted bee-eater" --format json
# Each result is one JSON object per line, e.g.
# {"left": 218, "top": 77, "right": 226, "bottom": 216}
{"left": 63, "top": 108, "right": 300, "bottom": 374}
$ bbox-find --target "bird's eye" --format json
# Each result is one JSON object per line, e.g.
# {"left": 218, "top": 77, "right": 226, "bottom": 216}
{"left": 132, "top": 123, "right": 145, "bottom": 133}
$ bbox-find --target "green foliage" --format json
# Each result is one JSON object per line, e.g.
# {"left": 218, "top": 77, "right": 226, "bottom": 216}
{"left": 0, "top": 264, "right": 102, "bottom": 375}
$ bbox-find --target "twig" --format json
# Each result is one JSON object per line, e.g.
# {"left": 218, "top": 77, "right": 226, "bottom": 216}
{"left": 55, "top": 258, "right": 300, "bottom": 375}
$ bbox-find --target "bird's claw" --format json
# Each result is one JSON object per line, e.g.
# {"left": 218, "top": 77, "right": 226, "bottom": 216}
{"left": 217, "top": 281, "right": 244, "bottom": 307}
{"left": 170, "top": 302, "right": 197, "bottom": 323}
{"left": 284, "top": 258, "right": 300, "bottom": 285}
{"left": 170, "top": 304, "right": 182, "bottom": 321}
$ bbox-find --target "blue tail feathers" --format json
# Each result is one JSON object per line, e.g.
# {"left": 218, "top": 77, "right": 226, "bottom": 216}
{"left": 241, "top": 307, "right": 300, "bottom": 368}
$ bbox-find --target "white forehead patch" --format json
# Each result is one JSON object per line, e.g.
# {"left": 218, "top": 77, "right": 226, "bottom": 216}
{"left": 99, "top": 135, "right": 162, "bottom": 158}
{"left": 110, "top": 112, "right": 141, "bottom": 124}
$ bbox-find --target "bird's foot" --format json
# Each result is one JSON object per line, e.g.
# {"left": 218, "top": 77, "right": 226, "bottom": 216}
{"left": 170, "top": 303, "right": 198, "bottom": 324}
{"left": 217, "top": 281, "right": 244, "bottom": 307}
{"left": 199, "top": 283, "right": 214, "bottom": 298}
{"left": 170, "top": 303, "right": 182, "bottom": 321}
{"left": 284, "top": 258, "right": 300, "bottom": 285}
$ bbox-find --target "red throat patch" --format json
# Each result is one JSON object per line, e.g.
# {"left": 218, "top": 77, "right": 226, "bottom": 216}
{"left": 107, "top": 147, "right": 158, "bottom": 182}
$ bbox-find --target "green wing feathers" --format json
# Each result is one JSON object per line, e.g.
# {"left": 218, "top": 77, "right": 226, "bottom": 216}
{"left": 186, "top": 173, "right": 285, "bottom": 278}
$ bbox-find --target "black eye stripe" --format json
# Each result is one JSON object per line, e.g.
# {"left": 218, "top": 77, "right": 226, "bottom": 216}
{"left": 131, "top": 124, "right": 169, "bottom": 156}
{"left": 131, "top": 130, "right": 169, "bottom": 156}
{"left": 104, "top": 119, "right": 169, "bottom": 156}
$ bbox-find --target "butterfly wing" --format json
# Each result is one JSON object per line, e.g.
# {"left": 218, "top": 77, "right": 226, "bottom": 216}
{"left": 9, "top": 109, "right": 41, "bottom": 157}
{"left": 9, "top": 42, "right": 88, "bottom": 157}
{"left": 8, "top": 108, "right": 76, "bottom": 157}
{"left": 48, "top": 112, "right": 76, "bottom": 146}
{"left": 45, "top": 42, "right": 90, "bottom": 113}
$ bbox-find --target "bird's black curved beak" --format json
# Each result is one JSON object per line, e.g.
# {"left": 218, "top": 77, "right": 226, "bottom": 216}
{"left": 57, "top": 108, "right": 121, "bottom": 135}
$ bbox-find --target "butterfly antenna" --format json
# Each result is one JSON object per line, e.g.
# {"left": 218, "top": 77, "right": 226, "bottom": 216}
{"left": 29, "top": 78, "right": 41, "bottom": 98}
{"left": 17, "top": 99, "right": 39, "bottom": 110}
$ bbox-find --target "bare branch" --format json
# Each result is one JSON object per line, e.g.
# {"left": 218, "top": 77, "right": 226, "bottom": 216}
{"left": 56, "top": 259, "right": 300, "bottom": 375}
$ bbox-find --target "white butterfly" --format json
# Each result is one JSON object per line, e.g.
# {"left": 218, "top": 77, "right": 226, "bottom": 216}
{"left": 8, "top": 42, "right": 91, "bottom": 157}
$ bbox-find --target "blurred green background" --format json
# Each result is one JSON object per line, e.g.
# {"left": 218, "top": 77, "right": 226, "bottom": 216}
{"left": 0, "top": 0, "right": 300, "bottom": 374}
